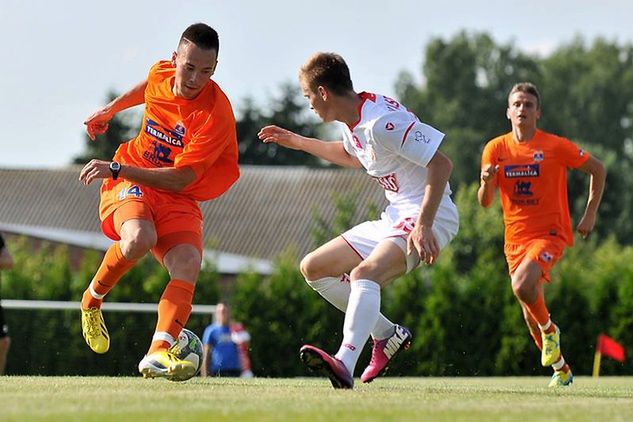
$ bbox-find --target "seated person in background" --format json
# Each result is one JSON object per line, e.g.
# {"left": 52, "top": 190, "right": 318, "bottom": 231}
{"left": 201, "top": 302, "right": 252, "bottom": 377}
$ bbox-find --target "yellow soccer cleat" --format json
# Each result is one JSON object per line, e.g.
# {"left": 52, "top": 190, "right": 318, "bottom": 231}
{"left": 541, "top": 325, "right": 561, "bottom": 367}
{"left": 548, "top": 369, "right": 573, "bottom": 388}
{"left": 81, "top": 307, "right": 110, "bottom": 354}
{"left": 138, "top": 350, "right": 197, "bottom": 381}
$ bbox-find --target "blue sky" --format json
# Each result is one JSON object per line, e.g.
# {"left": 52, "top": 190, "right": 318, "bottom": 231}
{"left": 2, "top": 0, "right": 632, "bottom": 168}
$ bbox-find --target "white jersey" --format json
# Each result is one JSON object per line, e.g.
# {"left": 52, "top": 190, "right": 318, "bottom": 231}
{"left": 341, "top": 92, "right": 457, "bottom": 224}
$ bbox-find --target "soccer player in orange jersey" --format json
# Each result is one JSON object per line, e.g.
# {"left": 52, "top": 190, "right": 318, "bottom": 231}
{"left": 478, "top": 82, "right": 606, "bottom": 387}
{"left": 78, "top": 23, "right": 239, "bottom": 380}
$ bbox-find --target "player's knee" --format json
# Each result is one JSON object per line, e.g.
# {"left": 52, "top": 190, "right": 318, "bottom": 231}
{"left": 350, "top": 260, "right": 380, "bottom": 282}
{"left": 120, "top": 229, "right": 157, "bottom": 259}
{"left": 300, "top": 253, "right": 325, "bottom": 280}
{"left": 164, "top": 248, "right": 202, "bottom": 282}
{"left": 0, "top": 336, "right": 10, "bottom": 353}
{"left": 511, "top": 275, "right": 532, "bottom": 302}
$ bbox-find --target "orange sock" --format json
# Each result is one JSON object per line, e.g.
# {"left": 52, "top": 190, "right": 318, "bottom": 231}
{"left": 148, "top": 279, "right": 195, "bottom": 354}
{"left": 523, "top": 288, "right": 555, "bottom": 332}
{"left": 81, "top": 243, "right": 137, "bottom": 309}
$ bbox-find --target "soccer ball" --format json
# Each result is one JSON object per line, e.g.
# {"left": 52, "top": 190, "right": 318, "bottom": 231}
{"left": 168, "top": 328, "right": 203, "bottom": 381}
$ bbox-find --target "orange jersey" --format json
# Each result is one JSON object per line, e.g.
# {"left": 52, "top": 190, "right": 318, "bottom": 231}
{"left": 113, "top": 60, "right": 239, "bottom": 201}
{"left": 481, "top": 130, "right": 589, "bottom": 246}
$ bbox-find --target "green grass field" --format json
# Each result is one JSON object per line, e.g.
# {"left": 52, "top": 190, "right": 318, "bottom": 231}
{"left": 1, "top": 376, "right": 632, "bottom": 421}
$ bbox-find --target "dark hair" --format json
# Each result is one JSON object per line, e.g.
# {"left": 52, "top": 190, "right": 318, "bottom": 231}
{"left": 509, "top": 82, "right": 541, "bottom": 108}
{"left": 179, "top": 23, "right": 219, "bottom": 54}
{"left": 300, "top": 52, "right": 354, "bottom": 95}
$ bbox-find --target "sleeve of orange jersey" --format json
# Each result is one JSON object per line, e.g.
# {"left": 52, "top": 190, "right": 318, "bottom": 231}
{"left": 480, "top": 140, "right": 499, "bottom": 186}
{"left": 174, "top": 107, "right": 237, "bottom": 178}
{"left": 557, "top": 136, "right": 590, "bottom": 168}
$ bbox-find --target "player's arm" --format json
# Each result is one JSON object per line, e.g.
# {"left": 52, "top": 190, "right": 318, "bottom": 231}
{"left": 201, "top": 344, "right": 212, "bottom": 377}
{"left": 79, "top": 160, "right": 196, "bottom": 191}
{"left": 258, "top": 125, "right": 362, "bottom": 168}
{"left": 0, "top": 238, "right": 14, "bottom": 270}
{"left": 84, "top": 80, "right": 148, "bottom": 141}
{"left": 408, "top": 150, "right": 453, "bottom": 265}
{"left": 477, "top": 164, "right": 499, "bottom": 208}
{"left": 575, "top": 155, "right": 606, "bottom": 239}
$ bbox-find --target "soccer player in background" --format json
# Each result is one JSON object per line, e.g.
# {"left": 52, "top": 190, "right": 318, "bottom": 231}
{"left": 0, "top": 233, "right": 14, "bottom": 375}
{"left": 478, "top": 82, "right": 606, "bottom": 387}
{"left": 258, "top": 52, "right": 459, "bottom": 389}
{"left": 78, "top": 23, "right": 239, "bottom": 380}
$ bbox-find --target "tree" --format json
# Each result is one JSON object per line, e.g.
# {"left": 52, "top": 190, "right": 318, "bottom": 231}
{"left": 396, "top": 32, "right": 541, "bottom": 188}
{"left": 73, "top": 91, "right": 141, "bottom": 164}
{"left": 236, "top": 82, "right": 327, "bottom": 166}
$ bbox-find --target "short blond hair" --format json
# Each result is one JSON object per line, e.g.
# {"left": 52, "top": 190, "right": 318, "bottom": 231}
{"left": 509, "top": 82, "right": 541, "bottom": 108}
{"left": 299, "top": 52, "right": 354, "bottom": 95}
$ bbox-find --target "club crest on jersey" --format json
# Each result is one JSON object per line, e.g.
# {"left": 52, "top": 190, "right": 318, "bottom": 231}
{"left": 533, "top": 150, "right": 544, "bottom": 162}
{"left": 385, "top": 122, "right": 395, "bottom": 131}
{"left": 579, "top": 149, "right": 586, "bottom": 156}
{"left": 540, "top": 251, "right": 553, "bottom": 263}
{"left": 174, "top": 121, "right": 186, "bottom": 137}
{"left": 145, "top": 118, "right": 184, "bottom": 147}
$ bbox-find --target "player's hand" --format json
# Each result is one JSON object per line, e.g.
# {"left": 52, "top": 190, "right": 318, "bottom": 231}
{"left": 257, "top": 125, "right": 302, "bottom": 150}
{"left": 79, "top": 159, "right": 112, "bottom": 185}
{"left": 480, "top": 164, "right": 499, "bottom": 183}
{"left": 576, "top": 210, "right": 596, "bottom": 239}
{"left": 84, "top": 107, "right": 114, "bottom": 141}
{"left": 407, "top": 224, "right": 440, "bottom": 265}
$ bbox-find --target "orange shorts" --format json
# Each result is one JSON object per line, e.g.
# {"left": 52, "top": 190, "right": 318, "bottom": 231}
{"left": 504, "top": 237, "right": 566, "bottom": 282}
{"left": 99, "top": 179, "right": 203, "bottom": 263}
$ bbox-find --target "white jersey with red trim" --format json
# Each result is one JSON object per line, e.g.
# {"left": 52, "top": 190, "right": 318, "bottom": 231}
{"left": 341, "top": 92, "right": 457, "bottom": 224}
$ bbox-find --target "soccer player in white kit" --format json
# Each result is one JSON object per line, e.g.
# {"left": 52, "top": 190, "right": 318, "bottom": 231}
{"left": 258, "top": 52, "right": 459, "bottom": 389}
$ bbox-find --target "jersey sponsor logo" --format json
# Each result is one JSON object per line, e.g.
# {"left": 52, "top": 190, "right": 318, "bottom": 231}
{"left": 513, "top": 180, "right": 533, "bottom": 196}
{"left": 143, "top": 140, "right": 174, "bottom": 165}
{"left": 374, "top": 173, "right": 400, "bottom": 192}
{"left": 343, "top": 343, "right": 357, "bottom": 351}
{"left": 352, "top": 134, "right": 363, "bottom": 150}
{"left": 393, "top": 217, "right": 416, "bottom": 234}
{"left": 145, "top": 118, "right": 184, "bottom": 147}
{"left": 385, "top": 122, "right": 395, "bottom": 131}
{"left": 413, "top": 130, "right": 431, "bottom": 144}
{"left": 533, "top": 150, "right": 544, "bottom": 162}
{"left": 504, "top": 164, "right": 539, "bottom": 178}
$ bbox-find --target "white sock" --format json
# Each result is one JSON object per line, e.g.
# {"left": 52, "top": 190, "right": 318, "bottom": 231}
{"left": 306, "top": 276, "right": 395, "bottom": 339}
{"left": 89, "top": 283, "right": 105, "bottom": 300}
{"left": 539, "top": 318, "right": 552, "bottom": 332}
{"left": 552, "top": 357, "right": 566, "bottom": 371}
{"left": 335, "top": 279, "right": 381, "bottom": 375}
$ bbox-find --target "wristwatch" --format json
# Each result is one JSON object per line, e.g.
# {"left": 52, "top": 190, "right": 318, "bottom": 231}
{"left": 109, "top": 161, "right": 122, "bottom": 180}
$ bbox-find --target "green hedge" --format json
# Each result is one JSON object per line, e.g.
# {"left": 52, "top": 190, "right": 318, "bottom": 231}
{"left": 1, "top": 183, "right": 631, "bottom": 377}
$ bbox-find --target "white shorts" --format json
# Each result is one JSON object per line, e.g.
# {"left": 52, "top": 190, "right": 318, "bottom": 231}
{"left": 341, "top": 207, "right": 458, "bottom": 273}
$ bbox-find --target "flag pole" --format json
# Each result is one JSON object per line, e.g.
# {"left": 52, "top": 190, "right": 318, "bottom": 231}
{"left": 592, "top": 351, "right": 602, "bottom": 377}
